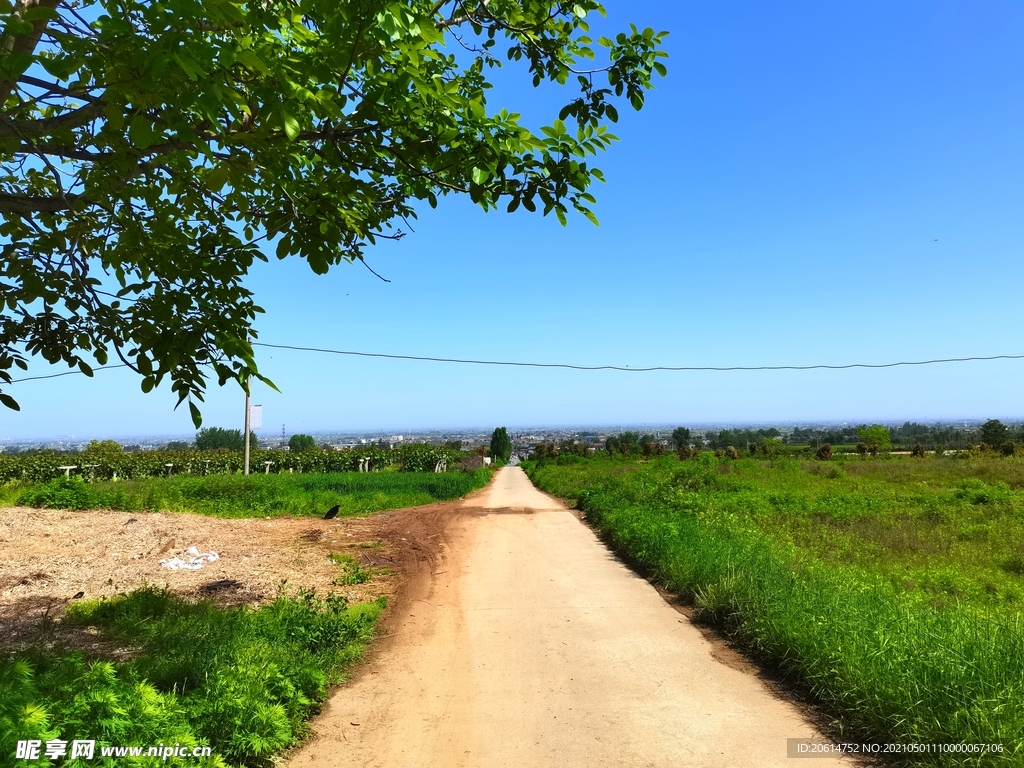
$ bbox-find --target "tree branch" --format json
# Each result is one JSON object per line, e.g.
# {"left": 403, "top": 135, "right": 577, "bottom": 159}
{"left": 0, "top": 0, "right": 65, "bottom": 101}
{"left": 0, "top": 101, "right": 104, "bottom": 139}
{"left": 0, "top": 191, "right": 80, "bottom": 214}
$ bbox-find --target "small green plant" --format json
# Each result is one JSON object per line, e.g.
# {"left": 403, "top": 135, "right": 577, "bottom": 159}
{"left": 329, "top": 552, "right": 373, "bottom": 585}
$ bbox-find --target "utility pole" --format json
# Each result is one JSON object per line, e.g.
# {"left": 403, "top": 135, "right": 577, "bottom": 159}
{"left": 243, "top": 373, "right": 251, "bottom": 476}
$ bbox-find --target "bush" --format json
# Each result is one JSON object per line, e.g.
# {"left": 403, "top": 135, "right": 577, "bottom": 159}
{"left": 815, "top": 444, "right": 833, "bottom": 461}
{"left": 18, "top": 477, "right": 102, "bottom": 510}
{"left": 0, "top": 589, "right": 385, "bottom": 767}
{"left": 724, "top": 446, "right": 741, "bottom": 460}
{"left": 677, "top": 446, "right": 697, "bottom": 461}
{"left": 911, "top": 443, "right": 926, "bottom": 458}
{"left": 1001, "top": 442, "right": 1017, "bottom": 457}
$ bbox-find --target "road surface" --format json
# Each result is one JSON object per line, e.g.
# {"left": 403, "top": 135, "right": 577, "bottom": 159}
{"left": 287, "top": 467, "right": 853, "bottom": 768}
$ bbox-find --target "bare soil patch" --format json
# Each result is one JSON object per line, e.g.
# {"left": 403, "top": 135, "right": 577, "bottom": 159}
{"left": 0, "top": 497, "right": 469, "bottom": 656}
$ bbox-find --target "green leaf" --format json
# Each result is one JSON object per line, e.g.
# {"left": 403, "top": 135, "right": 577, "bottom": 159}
{"left": 280, "top": 107, "right": 301, "bottom": 140}
{"left": 0, "top": 392, "right": 20, "bottom": 411}
{"left": 22, "top": 6, "right": 59, "bottom": 21}
{"left": 206, "top": 165, "right": 231, "bottom": 190}
{"left": 189, "top": 401, "right": 203, "bottom": 428}
{"left": 235, "top": 49, "right": 270, "bottom": 75}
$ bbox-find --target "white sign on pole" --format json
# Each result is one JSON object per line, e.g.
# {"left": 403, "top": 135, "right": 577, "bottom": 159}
{"left": 250, "top": 404, "right": 263, "bottom": 430}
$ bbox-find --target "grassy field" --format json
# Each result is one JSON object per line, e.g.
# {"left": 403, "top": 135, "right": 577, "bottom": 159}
{"left": 4, "top": 468, "right": 492, "bottom": 518}
{"left": 2, "top": 589, "right": 384, "bottom": 767}
{"left": 525, "top": 453, "right": 1024, "bottom": 766}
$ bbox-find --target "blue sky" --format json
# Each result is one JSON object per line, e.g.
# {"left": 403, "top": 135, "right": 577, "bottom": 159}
{"left": 6, "top": 0, "right": 1024, "bottom": 440}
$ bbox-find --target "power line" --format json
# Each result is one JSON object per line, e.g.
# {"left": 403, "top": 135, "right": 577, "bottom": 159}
{"left": 252, "top": 343, "right": 1024, "bottom": 372}
{"left": 9, "top": 363, "right": 129, "bottom": 383}
{"left": 7, "top": 346, "right": 1024, "bottom": 385}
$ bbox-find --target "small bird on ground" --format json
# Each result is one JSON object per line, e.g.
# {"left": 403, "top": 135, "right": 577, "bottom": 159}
{"left": 324, "top": 505, "right": 339, "bottom": 520}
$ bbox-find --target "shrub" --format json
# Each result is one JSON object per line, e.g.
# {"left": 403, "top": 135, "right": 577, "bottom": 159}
{"left": 911, "top": 443, "right": 926, "bottom": 458}
{"left": 1001, "top": 442, "right": 1017, "bottom": 457}
{"left": 677, "top": 446, "right": 697, "bottom": 460}
{"left": 724, "top": 446, "right": 740, "bottom": 460}
{"left": 19, "top": 477, "right": 101, "bottom": 510}
{"left": 815, "top": 444, "right": 833, "bottom": 461}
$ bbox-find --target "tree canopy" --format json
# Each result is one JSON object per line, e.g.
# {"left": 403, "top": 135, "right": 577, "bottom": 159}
{"left": 195, "top": 426, "right": 256, "bottom": 451}
{"left": 288, "top": 433, "right": 316, "bottom": 452}
{"left": 489, "top": 426, "right": 511, "bottom": 462}
{"left": 669, "top": 426, "right": 690, "bottom": 450}
{"left": 856, "top": 425, "right": 892, "bottom": 451}
{"left": 0, "top": 0, "right": 667, "bottom": 420}
{"left": 980, "top": 419, "right": 1009, "bottom": 447}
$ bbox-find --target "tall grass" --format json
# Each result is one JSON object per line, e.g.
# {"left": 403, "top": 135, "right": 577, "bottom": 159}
{"left": 527, "top": 454, "right": 1024, "bottom": 765}
{"left": 1, "top": 589, "right": 384, "bottom": 767}
{"left": 14, "top": 469, "right": 491, "bottom": 518}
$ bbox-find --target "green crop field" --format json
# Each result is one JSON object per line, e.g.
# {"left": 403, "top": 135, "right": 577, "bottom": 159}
{"left": 525, "top": 453, "right": 1024, "bottom": 766}
{"left": 3, "top": 468, "right": 492, "bottom": 518}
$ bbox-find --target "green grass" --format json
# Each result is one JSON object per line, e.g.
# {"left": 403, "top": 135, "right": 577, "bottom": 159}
{"left": 328, "top": 552, "right": 374, "bottom": 585}
{"left": 1, "top": 588, "right": 384, "bottom": 767}
{"left": 12, "top": 469, "right": 492, "bottom": 518}
{"left": 525, "top": 453, "right": 1024, "bottom": 766}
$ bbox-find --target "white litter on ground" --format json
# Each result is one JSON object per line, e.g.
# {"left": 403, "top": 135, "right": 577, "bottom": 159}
{"left": 160, "top": 546, "right": 221, "bottom": 570}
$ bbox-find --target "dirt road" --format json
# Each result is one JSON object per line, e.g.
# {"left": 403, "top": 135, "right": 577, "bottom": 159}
{"left": 288, "top": 467, "right": 854, "bottom": 767}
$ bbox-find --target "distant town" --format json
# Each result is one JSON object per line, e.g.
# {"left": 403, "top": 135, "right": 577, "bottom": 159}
{"left": 1, "top": 419, "right": 1018, "bottom": 456}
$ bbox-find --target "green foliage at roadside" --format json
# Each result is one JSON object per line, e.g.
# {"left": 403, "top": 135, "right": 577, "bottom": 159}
{"left": 526, "top": 454, "right": 1024, "bottom": 764}
{"left": 14, "top": 469, "right": 492, "bottom": 518}
{"left": 0, "top": 589, "right": 384, "bottom": 767}
{"left": 0, "top": 443, "right": 463, "bottom": 484}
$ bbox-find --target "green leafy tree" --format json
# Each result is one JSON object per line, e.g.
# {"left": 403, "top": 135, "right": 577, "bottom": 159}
{"left": 980, "top": 419, "right": 1009, "bottom": 447}
{"left": 162, "top": 440, "right": 190, "bottom": 451}
{"left": 195, "top": 426, "right": 256, "bottom": 452}
{"left": 490, "top": 427, "right": 512, "bottom": 462}
{"left": 0, "top": 1, "right": 668, "bottom": 419}
{"left": 288, "top": 433, "right": 316, "bottom": 453}
{"left": 81, "top": 438, "right": 123, "bottom": 457}
{"left": 855, "top": 425, "right": 892, "bottom": 452}
{"left": 670, "top": 427, "right": 691, "bottom": 450}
